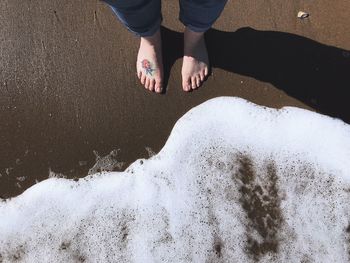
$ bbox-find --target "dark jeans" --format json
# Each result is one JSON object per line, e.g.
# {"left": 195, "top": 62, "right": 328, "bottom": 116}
{"left": 104, "top": 0, "right": 228, "bottom": 37}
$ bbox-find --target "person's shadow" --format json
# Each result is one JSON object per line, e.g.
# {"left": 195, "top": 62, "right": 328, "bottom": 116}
{"left": 161, "top": 26, "right": 350, "bottom": 123}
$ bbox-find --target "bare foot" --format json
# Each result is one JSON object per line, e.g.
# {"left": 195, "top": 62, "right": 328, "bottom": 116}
{"left": 182, "top": 28, "right": 209, "bottom": 91}
{"left": 137, "top": 29, "right": 163, "bottom": 93}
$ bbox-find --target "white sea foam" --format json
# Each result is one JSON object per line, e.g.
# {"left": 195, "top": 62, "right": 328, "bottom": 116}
{"left": 1, "top": 97, "right": 350, "bottom": 262}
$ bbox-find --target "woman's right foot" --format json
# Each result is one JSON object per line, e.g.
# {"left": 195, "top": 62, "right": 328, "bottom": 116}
{"left": 181, "top": 28, "right": 209, "bottom": 91}
{"left": 137, "top": 29, "right": 163, "bottom": 93}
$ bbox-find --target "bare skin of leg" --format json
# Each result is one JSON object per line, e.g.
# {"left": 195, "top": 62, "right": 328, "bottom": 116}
{"left": 137, "top": 29, "right": 163, "bottom": 93}
{"left": 182, "top": 27, "right": 209, "bottom": 91}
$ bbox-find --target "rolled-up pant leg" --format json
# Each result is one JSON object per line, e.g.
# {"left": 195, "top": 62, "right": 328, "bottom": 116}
{"left": 179, "top": 0, "right": 228, "bottom": 32}
{"left": 103, "top": 0, "right": 162, "bottom": 37}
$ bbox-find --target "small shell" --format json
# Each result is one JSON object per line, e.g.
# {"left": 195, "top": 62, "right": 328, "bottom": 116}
{"left": 297, "top": 11, "right": 309, "bottom": 19}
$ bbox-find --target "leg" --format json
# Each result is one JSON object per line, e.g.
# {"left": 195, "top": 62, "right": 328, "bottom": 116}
{"left": 105, "top": 0, "right": 162, "bottom": 37}
{"left": 179, "top": 0, "right": 228, "bottom": 91}
{"left": 104, "top": 0, "right": 163, "bottom": 92}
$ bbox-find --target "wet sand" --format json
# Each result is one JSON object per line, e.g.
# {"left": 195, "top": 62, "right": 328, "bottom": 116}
{"left": 1, "top": 0, "right": 349, "bottom": 198}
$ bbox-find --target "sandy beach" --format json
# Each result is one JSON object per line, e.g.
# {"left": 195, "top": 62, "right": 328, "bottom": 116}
{"left": 0, "top": 0, "right": 349, "bottom": 197}
{"left": 1, "top": 1, "right": 350, "bottom": 261}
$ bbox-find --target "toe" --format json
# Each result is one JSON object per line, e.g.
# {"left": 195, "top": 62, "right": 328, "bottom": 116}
{"left": 149, "top": 79, "right": 155, "bottom": 91}
{"left": 145, "top": 78, "right": 150, "bottom": 90}
{"left": 204, "top": 67, "right": 209, "bottom": 76}
{"left": 195, "top": 75, "right": 201, "bottom": 88}
{"left": 155, "top": 80, "right": 162, "bottom": 93}
{"left": 137, "top": 71, "right": 142, "bottom": 79}
{"left": 182, "top": 78, "right": 191, "bottom": 91}
{"left": 191, "top": 77, "right": 197, "bottom": 89}
{"left": 141, "top": 74, "right": 146, "bottom": 85}
{"left": 199, "top": 72, "right": 205, "bottom": 81}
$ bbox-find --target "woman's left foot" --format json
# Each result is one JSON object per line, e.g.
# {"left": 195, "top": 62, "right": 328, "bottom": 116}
{"left": 181, "top": 28, "right": 209, "bottom": 91}
{"left": 137, "top": 29, "right": 163, "bottom": 93}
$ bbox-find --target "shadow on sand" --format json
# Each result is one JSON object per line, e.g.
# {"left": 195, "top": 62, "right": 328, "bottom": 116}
{"left": 161, "top": 26, "right": 350, "bottom": 123}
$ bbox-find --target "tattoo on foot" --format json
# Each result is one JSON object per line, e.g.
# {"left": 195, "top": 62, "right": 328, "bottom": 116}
{"left": 141, "top": 59, "right": 155, "bottom": 76}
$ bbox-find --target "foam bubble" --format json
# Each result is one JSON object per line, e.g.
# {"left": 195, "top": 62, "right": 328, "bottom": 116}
{"left": 1, "top": 97, "right": 350, "bottom": 262}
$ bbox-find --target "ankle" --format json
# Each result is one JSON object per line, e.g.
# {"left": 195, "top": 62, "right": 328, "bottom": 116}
{"left": 184, "top": 28, "right": 205, "bottom": 51}
{"left": 140, "top": 30, "right": 161, "bottom": 48}
{"left": 184, "top": 28, "right": 204, "bottom": 41}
